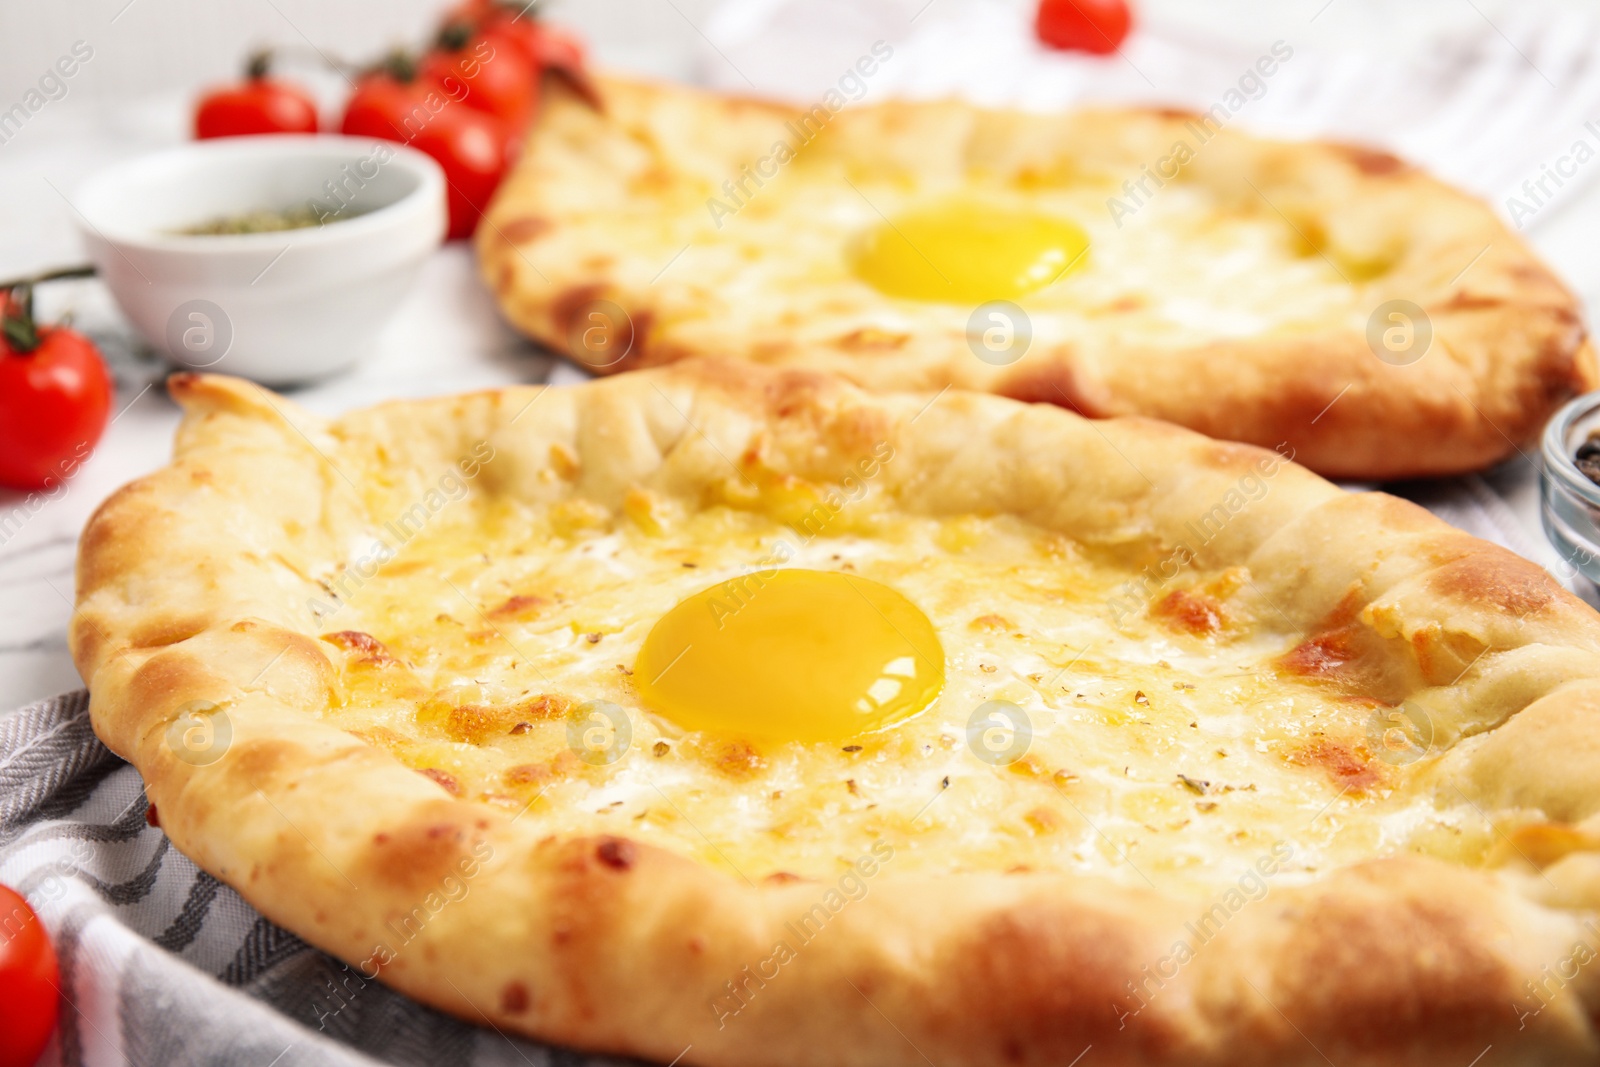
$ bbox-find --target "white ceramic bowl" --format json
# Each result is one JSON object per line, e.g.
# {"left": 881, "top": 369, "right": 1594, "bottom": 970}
{"left": 74, "top": 135, "right": 446, "bottom": 385}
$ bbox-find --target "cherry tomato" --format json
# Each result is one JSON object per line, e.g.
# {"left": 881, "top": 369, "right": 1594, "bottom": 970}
{"left": 440, "top": 3, "right": 600, "bottom": 108}
{"left": 524, "top": 22, "right": 588, "bottom": 75}
{"left": 509, "top": 20, "right": 602, "bottom": 108}
{"left": 0, "top": 285, "right": 113, "bottom": 491}
{"left": 474, "top": 21, "right": 545, "bottom": 76}
{"left": 339, "top": 57, "right": 511, "bottom": 240}
{"left": 477, "top": 9, "right": 586, "bottom": 71}
{"left": 0, "top": 885, "right": 59, "bottom": 1067}
{"left": 1035, "top": 0, "right": 1132, "bottom": 54}
{"left": 440, "top": 0, "right": 530, "bottom": 59}
{"left": 420, "top": 23, "right": 538, "bottom": 132}
{"left": 339, "top": 61, "right": 441, "bottom": 143}
{"left": 194, "top": 52, "right": 318, "bottom": 139}
{"left": 412, "top": 108, "right": 513, "bottom": 240}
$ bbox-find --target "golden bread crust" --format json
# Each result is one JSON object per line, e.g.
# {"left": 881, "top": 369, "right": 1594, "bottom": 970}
{"left": 74, "top": 363, "right": 1600, "bottom": 1065}
{"left": 478, "top": 76, "right": 1596, "bottom": 480}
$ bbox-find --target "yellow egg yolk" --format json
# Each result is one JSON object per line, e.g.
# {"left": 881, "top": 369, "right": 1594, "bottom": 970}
{"left": 851, "top": 199, "right": 1090, "bottom": 303}
{"left": 635, "top": 569, "right": 945, "bottom": 743}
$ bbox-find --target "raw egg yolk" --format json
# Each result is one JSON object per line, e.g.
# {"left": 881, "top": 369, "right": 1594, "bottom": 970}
{"left": 851, "top": 199, "right": 1090, "bottom": 303}
{"left": 635, "top": 569, "right": 944, "bottom": 743}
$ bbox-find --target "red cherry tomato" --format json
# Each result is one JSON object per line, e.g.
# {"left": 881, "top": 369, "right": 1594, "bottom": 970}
{"left": 509, "top": 20, "right": 602, "bottom": 108}
{"left": 440, "top": 3, "right": 599, "bottom": 108}
{"left": 420, "top": 24, "right": 538, "bottom": 132}
{"left": 525, "top": 22, "right": 588, "bottom": 75}
{"left": 194, "top": 52, "right": 318, "bottom": 139}
{"left": 411, "top": 108, "right": 513, "bottom": 240}
{"left": 0, "top": 286, "right": 113, "bottom": 491}
{"left": 0, "top": 885, "right": 60, "bottom": 1067}
{"left": 440, "top": 1, "right": 534, "bottom": 63}
{"left": 339, "top": 65, "right": 440, "bottom": 143}
{"left": 1035, "top": 0, "right": 1132, "bottom": 54}
{"left": 477, "top": 10, "right": 586, "bottom": 71}
{"left": 474, "top": 21, "right": 543, "bottom": 74}
{"left": 339, "top": 59, "right": 511, "bottom": 240}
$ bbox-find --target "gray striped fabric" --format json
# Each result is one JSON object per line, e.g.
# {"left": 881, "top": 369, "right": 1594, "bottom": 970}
{"left": 0, "top": 691, "right": 627, "bottom": 1067}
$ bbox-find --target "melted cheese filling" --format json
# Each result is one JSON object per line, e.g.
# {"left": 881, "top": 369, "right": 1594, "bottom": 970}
{"left": 607, "top": 162, "right": 1369, "bottom": 351}
{"left": 318, "top": 493, "right": 1488, "bottom": 895}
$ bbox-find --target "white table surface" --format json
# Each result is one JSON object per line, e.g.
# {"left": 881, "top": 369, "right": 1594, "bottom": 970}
{"left": 6, "top": 2, "right": 1600, "bottom": 711}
